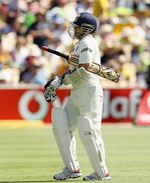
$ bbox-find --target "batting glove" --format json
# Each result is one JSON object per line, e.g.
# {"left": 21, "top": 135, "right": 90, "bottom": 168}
{"left": 44, "top": 76, "right": 62, "bottom": 103}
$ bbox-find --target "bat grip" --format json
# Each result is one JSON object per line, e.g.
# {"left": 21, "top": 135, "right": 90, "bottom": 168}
{"left": 42, "top": 46, "right": 69, "bottom": 61}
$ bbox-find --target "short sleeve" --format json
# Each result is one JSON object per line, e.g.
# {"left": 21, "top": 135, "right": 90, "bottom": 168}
{"left": 78, "top": 38, "right": 94, "bottom": 64}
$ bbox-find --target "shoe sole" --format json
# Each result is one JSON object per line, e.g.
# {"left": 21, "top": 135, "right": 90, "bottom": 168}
{"left": 83, "top": 176, "right": 111, "bottom": 181}
{"left": 102, "top": 176, "right": 111, "bottom": 181}
{"left": 53, "top": 173, "right": 82, "bottom": 180}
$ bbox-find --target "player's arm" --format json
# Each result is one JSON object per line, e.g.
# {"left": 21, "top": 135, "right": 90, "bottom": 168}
{"left": 69, "top": 39, "right": 93, "bottom": 70}
{"left": 78, "top": 40, "right": 94, "bottom": 66}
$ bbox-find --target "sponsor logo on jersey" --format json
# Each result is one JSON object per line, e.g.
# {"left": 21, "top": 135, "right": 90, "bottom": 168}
{"left": 81, "top": 47, "right": 92, "bottom": 53}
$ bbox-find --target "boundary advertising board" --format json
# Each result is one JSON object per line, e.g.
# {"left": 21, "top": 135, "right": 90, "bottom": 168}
{"left": 0, "top": 88, "right": 149, "bottom": 124}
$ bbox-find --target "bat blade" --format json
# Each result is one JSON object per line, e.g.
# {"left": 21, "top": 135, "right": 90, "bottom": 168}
{"left": 41, "top": 46, "right": 120, "bottom": 83}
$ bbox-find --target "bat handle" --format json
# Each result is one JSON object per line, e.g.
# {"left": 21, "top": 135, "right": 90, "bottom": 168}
{"left": 42, "top": 46, "right": 69, "bottom": 61}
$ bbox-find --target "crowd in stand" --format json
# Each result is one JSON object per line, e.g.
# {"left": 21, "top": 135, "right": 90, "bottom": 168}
{"left": 0, "top": 0, "right": 150, "bottom": 88}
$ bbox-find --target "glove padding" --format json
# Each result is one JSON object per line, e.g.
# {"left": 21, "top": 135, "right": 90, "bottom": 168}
{"left": 44, "top": 76, "right": 62, "bottom": 103}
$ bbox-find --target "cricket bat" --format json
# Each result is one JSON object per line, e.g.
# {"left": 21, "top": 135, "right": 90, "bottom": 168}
{"left": 42, "top": 46, "right": 120, "bottom": 83}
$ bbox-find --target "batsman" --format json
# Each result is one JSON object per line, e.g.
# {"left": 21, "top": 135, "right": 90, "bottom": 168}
{"left": 44, "top": 12, "right": 111, "bottom": 181}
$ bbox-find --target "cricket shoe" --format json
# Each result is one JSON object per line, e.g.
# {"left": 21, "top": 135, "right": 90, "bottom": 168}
{"left": 83, "top": 172, "right": 111, "bottom": 181}
{"left": 53, "top": 167, "right": 82, "bottom": 180}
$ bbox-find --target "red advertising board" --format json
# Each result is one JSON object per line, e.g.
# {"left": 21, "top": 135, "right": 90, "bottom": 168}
{"left": 136, "top": 91, "right": 150, "bottom": 126}
{"left": 102, "top": 88, "right": 147, "bottom": 123}
{"left": 0, "top": 88, "right": 148, "bottom": 123}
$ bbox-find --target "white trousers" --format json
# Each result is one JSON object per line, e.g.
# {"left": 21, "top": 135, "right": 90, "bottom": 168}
{"left": 52, "top": 85, "right": 109, "bottom": 178}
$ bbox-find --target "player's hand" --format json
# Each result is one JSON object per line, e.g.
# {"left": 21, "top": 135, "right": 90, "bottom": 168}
{"left": 44, "top": 76, "right": 62, "bottom": 103}
{"left": 44, "top": 90, "right": 57, "bottom": 103}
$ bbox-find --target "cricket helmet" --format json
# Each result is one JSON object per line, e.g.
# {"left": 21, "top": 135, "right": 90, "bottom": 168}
{"left": 68, "top": 12, "right": 97, "bottom": 39}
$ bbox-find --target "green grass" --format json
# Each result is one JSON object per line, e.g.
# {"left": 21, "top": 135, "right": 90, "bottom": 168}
{"left": 0, "top": 124, "right": 150, "bottom": 183}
